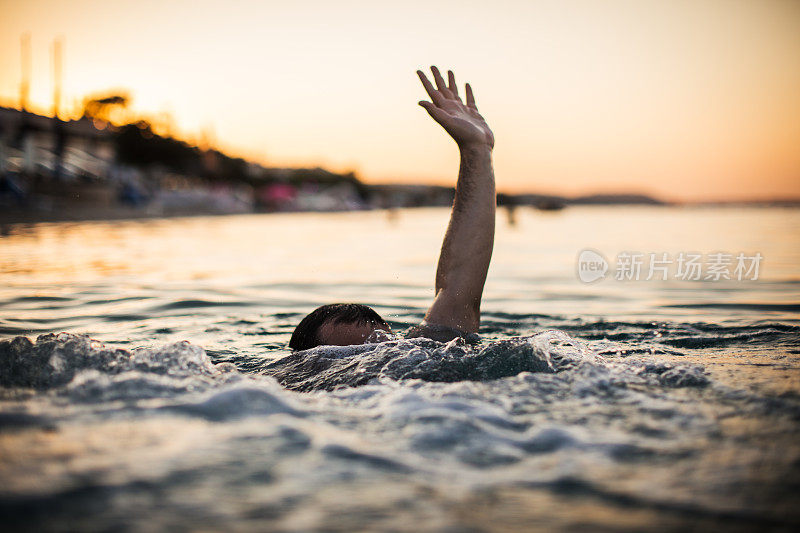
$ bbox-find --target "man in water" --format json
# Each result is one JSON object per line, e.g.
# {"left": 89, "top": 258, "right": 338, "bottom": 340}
{"left": 289, "top": 66, "right": 495, "bottom": 350}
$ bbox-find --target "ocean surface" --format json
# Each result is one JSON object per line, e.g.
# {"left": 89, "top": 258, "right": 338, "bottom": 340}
{"left": 1, "top": 206, "right": 799, "bottom": 531}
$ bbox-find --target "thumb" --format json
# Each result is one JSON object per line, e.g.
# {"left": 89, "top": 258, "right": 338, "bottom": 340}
{"left": 418, "top": 101, "right": 447, "bottom": 122}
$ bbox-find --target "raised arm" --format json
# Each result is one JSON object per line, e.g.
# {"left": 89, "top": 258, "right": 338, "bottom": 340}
{"left": 416, "top": 66, "right": 495, "bottom": 334}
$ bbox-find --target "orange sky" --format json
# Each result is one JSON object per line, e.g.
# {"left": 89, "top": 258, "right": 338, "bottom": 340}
{"left": 1, "top": 0, "right": 799, "bottom": 201}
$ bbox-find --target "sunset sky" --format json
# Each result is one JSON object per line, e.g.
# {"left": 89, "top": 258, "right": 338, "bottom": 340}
{"left": 2, "top": 0, "right": 799, "bottom": 201}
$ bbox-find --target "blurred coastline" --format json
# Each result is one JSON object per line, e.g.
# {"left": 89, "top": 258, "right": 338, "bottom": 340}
{"left": 1, "top": 105, "right": 797, "bottom": 225}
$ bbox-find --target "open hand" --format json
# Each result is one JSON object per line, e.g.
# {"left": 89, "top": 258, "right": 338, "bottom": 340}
{"left": 417, "top": 66, "right": 494, "bottom": 150}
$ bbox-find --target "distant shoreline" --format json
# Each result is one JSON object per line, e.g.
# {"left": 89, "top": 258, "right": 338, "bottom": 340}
{"left": 1, "top": 201, "right": 797, "bottom": 227}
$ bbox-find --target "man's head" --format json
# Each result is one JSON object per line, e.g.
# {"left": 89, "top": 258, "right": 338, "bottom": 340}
{"left": 289, "top": 303, "right": 391, "bottom": 351}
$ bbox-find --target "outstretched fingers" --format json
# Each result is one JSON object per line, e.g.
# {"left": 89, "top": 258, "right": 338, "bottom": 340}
{"left": 431, "top": 66, "right": 456, "bottom": 100}
{"left": 447, "top": 70, "right": 461, "bottom": 100}
{"left": 465, "top": 83, "right": 478, "bottom": 111}
{"left": 417, "top": 70, "right": 446, "bottom": 107}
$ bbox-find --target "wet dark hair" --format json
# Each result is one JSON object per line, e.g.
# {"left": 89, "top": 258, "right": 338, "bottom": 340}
{"left": 289, "top": 303, "right": 389, "bottom": 351}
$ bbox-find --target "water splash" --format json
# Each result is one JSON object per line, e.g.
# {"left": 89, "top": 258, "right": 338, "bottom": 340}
{"left": 2, "top": 332, "right": 798, "bottom": 532}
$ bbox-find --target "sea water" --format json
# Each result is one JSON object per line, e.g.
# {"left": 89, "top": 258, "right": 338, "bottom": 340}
{"left": 1, "top": 207, "right": 799, "bottom": 531}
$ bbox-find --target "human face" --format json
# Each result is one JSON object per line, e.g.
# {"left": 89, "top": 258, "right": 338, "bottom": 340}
{"left": 316, "top": 320, "right": 390, "bottom": 347}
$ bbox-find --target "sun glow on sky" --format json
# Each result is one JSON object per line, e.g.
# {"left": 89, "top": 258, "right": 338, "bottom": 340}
{"left": 1, "top": 0, "right": 799, "bottom": 201}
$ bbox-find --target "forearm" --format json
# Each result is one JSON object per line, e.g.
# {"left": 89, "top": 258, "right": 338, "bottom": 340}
{"left": 426, "top": 145, "right": 495, "bottom": 332}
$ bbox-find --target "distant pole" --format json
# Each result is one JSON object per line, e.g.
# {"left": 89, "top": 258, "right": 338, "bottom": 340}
{"left": 52, "top": 37, "right": 63, "bottom": 119}
{"left": 20, "top": 33, "right": 31, "bottom": 111}
{"left": 52, "top": 38, "right": 66, "bottom": 180}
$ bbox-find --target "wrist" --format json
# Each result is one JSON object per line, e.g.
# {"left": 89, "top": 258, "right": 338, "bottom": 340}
{"left": 458, "top": 142, "right": 493, "bottom": 158}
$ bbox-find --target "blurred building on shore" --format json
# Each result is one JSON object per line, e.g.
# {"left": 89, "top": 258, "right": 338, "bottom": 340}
{"left": 0, "top": 107, "right": 670, "bottom": 223}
